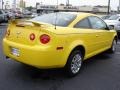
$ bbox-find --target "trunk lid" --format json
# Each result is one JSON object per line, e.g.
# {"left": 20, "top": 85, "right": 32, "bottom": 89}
{"left": 6, "top": 20, "right": 53, "bottom": 46}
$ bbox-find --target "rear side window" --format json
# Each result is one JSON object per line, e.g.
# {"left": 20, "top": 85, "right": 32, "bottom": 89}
{"left": 74, "top": 18, "right": 91, "bottom": 29}
{"left": 31, "top": 13, "right": 77, "bottom": 27}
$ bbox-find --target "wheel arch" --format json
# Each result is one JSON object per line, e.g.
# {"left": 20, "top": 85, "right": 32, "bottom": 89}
{"left": 64, "top": 44, "right": 86, "bottom": 67}
{"left": 70, "top": 45, "right": 85, "bottom": 59}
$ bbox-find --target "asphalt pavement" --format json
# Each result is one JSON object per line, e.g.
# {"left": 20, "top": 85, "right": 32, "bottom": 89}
{"left": 0, "top": 24, "right": 120, "bottom": 90}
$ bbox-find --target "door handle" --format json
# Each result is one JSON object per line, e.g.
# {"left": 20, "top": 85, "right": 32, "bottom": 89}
{"left": 96, "top": 35, "right": 99, "bottom": 37}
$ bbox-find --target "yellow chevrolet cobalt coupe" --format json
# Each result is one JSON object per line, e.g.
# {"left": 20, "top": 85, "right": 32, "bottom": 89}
{"left": 3, "top": 12, "right": 117, "bottom": 77}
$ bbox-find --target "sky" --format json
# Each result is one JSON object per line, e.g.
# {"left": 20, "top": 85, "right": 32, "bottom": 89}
{"left": 25, "top": 0, "right": 119, "bottom": 10}
{"left": 0, "top": 0, "right": 119, "bottom": 10}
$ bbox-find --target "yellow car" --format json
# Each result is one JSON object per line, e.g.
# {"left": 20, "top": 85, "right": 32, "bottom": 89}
{"left": 3, "top": 12, "right": 117, "bottom": 76}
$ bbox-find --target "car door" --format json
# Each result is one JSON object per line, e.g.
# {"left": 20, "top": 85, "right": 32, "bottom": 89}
{"left": 74, "top": 18, "right": 101, "bottom": 57}
{"left": 115, "top": 16, "right": 120, "bottom": 30}
{"left": 88, "top": 16, "right": 112, "bottom": 51}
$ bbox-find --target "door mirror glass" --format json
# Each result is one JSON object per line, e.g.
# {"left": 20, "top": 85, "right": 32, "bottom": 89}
{"left": 108, "top": 25, "right": 114, "bottom": 30}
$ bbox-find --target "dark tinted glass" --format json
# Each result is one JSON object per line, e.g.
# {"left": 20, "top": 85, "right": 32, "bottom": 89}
{"left": 0, "top": 11, "right": 2, "bottom": 14}
{"left": 74, "top": 18, "right": 91, "bottom": 29}
{"left": 31, "top": 13, "right": 76, "bottom": 27}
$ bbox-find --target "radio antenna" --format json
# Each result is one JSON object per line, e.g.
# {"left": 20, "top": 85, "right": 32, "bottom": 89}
{"left": 55, "top": 0, "right": 58, "bottom": 29}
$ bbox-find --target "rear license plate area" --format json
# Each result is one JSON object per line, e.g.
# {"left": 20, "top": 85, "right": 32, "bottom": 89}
{"left": 10, "top": 47, "right": 20, "bottom": 57}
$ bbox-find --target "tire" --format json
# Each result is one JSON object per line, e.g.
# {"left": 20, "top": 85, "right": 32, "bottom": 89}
{"left": 117, "top": 32, "right": 120, "bottom": 39}
{"left": 65, "top": 50, "right": 83, "bottom": 77}
{"left": 108, "top": 39, "right": 117, "bottom": 53}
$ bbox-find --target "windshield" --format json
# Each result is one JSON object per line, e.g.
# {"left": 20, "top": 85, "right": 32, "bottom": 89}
{"left": 31, "top": 12, "right": 77, "bottom": 27}
{"left": 101, "top": 16, "right": 110, "bottom": 20}
{"left": 108, "top": 15, "right": 119, "bottom": 20}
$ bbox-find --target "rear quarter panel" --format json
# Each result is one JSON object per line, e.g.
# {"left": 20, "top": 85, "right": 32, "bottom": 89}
{"left": 51, "top": 27, "right": 99, "bottom": 65}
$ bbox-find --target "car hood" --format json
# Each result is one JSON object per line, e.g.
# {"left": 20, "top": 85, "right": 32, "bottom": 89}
{"left": 104, "top": 20, "right": 118, "bottom": 25}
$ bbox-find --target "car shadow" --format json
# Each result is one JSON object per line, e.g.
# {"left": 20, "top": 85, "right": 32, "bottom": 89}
{"left": 15, "top": 64, "right": 65, "bottom": 79}
{"left": 7, "top": 52, "right": 113, "bottom": 80}
{"left": 3, "top": 52, "right": 115, "bottom": 90}
{"left": 82, "top": 52, "right": 112, "bottom": 68}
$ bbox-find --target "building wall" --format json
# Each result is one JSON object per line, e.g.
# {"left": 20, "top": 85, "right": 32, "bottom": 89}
{"left": 0, "top": 0, "right": 14, "bottom": 10}
{"left": 36, "top": 4, "right": 111, "bottom": 14}
{"left": 0, "top": 0, "right": 3, "bottom": 9}
{"left": 78, "top": 6, "right": 93, "bottom": 12}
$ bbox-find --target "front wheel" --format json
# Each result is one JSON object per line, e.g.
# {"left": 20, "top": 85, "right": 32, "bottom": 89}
{"left": 65, "top": 50, "right": 83, "bottom": 77}
{"left": 108, "top": 39, "right": 117, "bottom": 53}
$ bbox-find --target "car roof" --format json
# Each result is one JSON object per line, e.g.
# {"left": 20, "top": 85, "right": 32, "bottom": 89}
{"left": 59, "top": 12, "right": 92, "bottom": 14}
{"left": 57, "top": 12, "right": 94, "bottom": 17}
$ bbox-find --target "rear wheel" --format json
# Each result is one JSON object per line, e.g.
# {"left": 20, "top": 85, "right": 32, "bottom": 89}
{"left": 65, "top": 50, "right": 83, "bottom": 77}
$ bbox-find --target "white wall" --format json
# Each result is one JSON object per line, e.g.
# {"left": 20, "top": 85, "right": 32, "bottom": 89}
{"left": 0, "top": 0, "right": 2, "bottom": 9}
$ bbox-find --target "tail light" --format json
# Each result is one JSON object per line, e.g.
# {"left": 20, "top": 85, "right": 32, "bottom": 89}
{"left": 30, "top": 33, "right": 35, "bottom": 41}
{"left": 40, "top": 34, "right": 50, "bottom": 44}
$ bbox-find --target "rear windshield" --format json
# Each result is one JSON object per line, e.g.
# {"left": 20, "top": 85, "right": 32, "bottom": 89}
{"left": 31, "top": 13, "right": 77, "bottom": 27}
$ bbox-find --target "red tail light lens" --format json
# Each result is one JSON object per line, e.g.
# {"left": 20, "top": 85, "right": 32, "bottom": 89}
{"left": 40, "top": 34, "right": 50, "bottom": 44}
{"left": 30, "top": 33, "right": 35, "bottom": 41}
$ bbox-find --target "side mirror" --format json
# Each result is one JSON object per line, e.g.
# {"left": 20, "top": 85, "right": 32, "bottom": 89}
{"left": 108, "top": 25, "right": 114, "bottom": 30}
{"left": 119, "top": 19, "right": 120, "bottom": 21}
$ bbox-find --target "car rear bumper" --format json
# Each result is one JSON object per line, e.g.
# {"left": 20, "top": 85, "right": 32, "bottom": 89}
{"left": 3, "top": 38, "right": 66, "bottom": 69}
